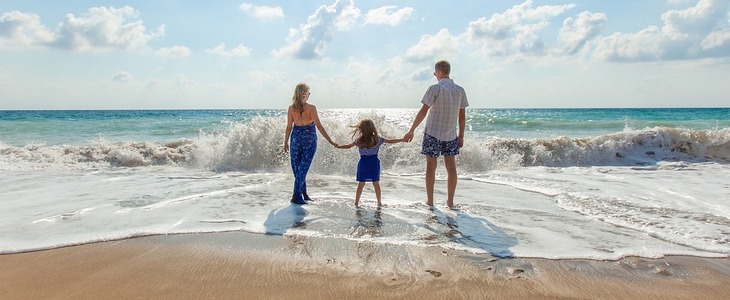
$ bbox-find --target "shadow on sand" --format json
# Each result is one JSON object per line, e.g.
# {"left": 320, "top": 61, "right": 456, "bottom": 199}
{"left": 263, "top": 204, "right": 308, "bottom": 235}
{"left": 427, "top": 207, "right": 517, "bottom": 258}
{"left": 351, "top": 208, "right": 383, "bottom": 238}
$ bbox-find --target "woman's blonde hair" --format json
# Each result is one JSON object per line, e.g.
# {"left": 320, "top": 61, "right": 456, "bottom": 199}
{"left": 292, "top": 83, "right": 309, "bottom": 113}
{"left": 351, "top": 119, "right": 379, "bottom": 148}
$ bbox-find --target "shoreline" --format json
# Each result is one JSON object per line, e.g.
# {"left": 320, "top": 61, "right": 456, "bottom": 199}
{"left": 1, "top": 232, "right": 729, "bottom": 300}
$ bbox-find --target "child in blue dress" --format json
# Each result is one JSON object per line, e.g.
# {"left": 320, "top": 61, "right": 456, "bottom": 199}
{"left": 336, "top": 119, "right": 404, "bottom": 207}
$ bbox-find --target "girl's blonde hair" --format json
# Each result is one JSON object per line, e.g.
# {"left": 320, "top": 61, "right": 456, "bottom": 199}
{"left": 292, "top": 83, "right": 309, "bottom": 113}
{"left": 351, "top": 119, "right": 379, "bottom": 148}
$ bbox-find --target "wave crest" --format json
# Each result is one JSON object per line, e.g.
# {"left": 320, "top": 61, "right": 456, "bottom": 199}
{"left": 1, "top": 124, "right": 728, "bottom": 172}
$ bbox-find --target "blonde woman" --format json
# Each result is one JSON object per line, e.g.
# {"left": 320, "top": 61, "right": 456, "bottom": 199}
{"left": 284, "top": 83, "right": 337, "bottom": 204}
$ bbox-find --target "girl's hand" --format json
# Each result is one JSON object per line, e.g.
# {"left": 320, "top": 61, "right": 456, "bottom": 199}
{"left": 283, "top": 143, "right": 289, "bottom": 153}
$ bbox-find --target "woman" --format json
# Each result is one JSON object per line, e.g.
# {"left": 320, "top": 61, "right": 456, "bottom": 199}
{"left": 284, "top": 83, "right": 336, "bottom": 204}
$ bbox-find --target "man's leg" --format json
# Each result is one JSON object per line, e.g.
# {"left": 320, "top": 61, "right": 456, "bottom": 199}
{"left": 444, "top": 155, "right": 457, "bottom": 208}
{"left": 425, "top": 156, "right": 437, "bottom": 206}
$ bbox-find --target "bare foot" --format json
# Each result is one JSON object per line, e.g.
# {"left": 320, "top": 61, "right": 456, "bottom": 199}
{"left": 448, "top": 203, "right": 461, "bottom": 210}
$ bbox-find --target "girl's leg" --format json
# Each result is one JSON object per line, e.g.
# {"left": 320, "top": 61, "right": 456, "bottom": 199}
{"left": 372, "top": 181, "right": 381, "bottom": 207}
{"left": 355, "top": 181, "right": 366, "bottom": 207}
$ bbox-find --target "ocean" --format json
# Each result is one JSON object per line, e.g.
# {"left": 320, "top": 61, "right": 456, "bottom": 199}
{"left": 1, "top": 108, "right": 728, "bottom": 260}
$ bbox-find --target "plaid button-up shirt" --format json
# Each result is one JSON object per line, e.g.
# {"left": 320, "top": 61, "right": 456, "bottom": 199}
{"left": 421, "top": 78, "right": 469, "bottom": 141}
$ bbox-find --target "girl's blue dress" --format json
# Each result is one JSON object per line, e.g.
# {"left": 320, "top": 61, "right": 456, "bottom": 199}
{"left": 356, "top": 137, "right": 384, "bottom": 182}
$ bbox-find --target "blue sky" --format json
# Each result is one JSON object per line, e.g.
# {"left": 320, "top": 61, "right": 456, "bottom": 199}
{"left": 1, "top": 0, "right": 728, "bottom": 109}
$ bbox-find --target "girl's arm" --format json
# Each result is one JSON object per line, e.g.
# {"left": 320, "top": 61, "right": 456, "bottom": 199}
{"left": 383, "top": 137, "right": 405, "bottom": 144}
{"left": 310, "top": 105, "right": 337, "bottom": 147}
{"left": 336, "top": 142, "right": 356, "bottom": 149}
{"left": 284, "top": 106, "right": 294, "bottom": 153}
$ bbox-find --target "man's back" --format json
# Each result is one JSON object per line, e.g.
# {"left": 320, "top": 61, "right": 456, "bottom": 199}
{"left": 422, "top": 78, "right": 468, "bottom": 141}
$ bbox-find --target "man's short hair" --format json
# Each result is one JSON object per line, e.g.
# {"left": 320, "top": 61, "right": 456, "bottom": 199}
{"left": 435, "top": 60, "right": 450, "bottom": 75}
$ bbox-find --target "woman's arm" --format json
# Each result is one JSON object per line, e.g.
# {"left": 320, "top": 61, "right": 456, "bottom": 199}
{"left": 310, "top": 105, "right": 336, "bottom": 146}
{"left": 284, "top": 106, "right": 293, "bottom": 153}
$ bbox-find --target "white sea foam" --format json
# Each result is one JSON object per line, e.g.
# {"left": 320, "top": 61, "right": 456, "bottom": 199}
{"left": 1, "top": 119, "right": 728, "bottom": 173}
{"left": 0, "top": 163, "right": 727, "bottom": 259}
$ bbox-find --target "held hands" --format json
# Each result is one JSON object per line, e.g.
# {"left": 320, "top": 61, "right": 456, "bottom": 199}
{"left": 403, "top": 131, "right": 414, "bottom": 142}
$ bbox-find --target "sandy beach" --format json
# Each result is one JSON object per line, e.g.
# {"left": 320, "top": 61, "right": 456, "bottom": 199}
{"left": 1, "top": 232, "right": 728, "bottom": 300}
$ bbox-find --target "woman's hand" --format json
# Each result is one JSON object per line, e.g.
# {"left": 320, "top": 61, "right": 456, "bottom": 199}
{"left": 283, "top": 143, "right": 289, "bottom": 153}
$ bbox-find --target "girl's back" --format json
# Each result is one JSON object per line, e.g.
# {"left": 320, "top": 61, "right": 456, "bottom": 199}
{"left": 358, "top": 137, "right": 384, "bottom": 156}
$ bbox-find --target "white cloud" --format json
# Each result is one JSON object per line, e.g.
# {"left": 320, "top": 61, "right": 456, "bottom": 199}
{"left": 593, "top": 27, "right": 667, "bottom": 62}
{"left": 701, "top": 28, "right": 730, "bottom": 49}
{"left": 239, "top": 3, "right": 284, "bottom": 20}
{"left": 466, "top": 0, "right": 575, "bottom": 56}
{"left": 272, "top": 0, "right": 361, "bottom": 59}
{"left": 112, "top": 71, "right": 133, "bottom": 83}
{"left": 593, "top": 0, "right": 730, "bottom": 61}
{"left": 52, "top": 6, "right": 165, "bottom": 53}
{"left": 410, "top": 66, "right": 433, "bottom": 81}
{"left": 405, "top": 28, "right": 460, "bottom": 62}
{"left": 0, "top": 11, "right": 55, "bottom": 49}
{"left": 662, "top": 0, "right": 727, "bottom": 36}
{"left": 365, "top": 6, "right": 413, "bottom": 26}
{"left": 558, "top": 11, "right": 607, "bottom": 55}
{"left": 157, "top": 46, "right": 191, "bottom": 58}
{"left": 205, "top": 43, "right": 252, "bottom": 57}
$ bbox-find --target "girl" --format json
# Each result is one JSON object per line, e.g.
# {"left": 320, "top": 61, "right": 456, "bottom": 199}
{"left": 336, "top": 119, "right": 404, "bottom": 207}
{"left": 284, "top": 83, "right": 337, "bottom": 205}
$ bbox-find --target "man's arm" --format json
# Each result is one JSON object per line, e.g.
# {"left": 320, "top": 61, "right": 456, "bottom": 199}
{"left": 458, "top": 108, "right": 465, "bottom": 148}
{"left": 403, "top": 104, "right": 430, "bottom": 142}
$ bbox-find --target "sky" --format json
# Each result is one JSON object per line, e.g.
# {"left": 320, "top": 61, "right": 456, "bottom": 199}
{"left": 0, "top": 0, "right": 729, "bottom": 109}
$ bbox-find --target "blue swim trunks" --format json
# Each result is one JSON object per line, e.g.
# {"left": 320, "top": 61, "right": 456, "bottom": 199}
{"left": 421, "top": 133, "right": 459, "bottom": 157}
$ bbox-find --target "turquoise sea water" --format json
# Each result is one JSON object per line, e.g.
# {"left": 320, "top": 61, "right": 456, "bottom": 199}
{"left": 1, "top": 108, "right": 727, "bottom": 145}
{"left": 1, "top": 108, "right": 728, "bottom": 259}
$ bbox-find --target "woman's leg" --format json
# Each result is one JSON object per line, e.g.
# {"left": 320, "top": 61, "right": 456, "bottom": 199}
{"left": 294, "top": 127, "right": 317, "bottom": 202}
{"left": 289, "top": 131, "right": 307, "bottom": 204}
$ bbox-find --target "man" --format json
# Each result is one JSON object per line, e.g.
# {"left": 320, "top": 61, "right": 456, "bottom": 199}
{"left": 403, "top": 60, "right": 469, "bottom": 209}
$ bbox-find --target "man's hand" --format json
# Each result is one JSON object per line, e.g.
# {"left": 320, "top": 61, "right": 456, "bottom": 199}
{"left": 403, "top": 131, "right": 414, "bottom": 142}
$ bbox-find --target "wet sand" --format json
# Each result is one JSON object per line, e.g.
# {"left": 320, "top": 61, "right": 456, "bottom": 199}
{"left": 1, "top": 232, "right": 729, "bottom": 300}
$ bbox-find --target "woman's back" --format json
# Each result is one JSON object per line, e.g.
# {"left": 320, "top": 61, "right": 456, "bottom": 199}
{"left": 290, "top": 104, "right": 315, "bottom": 126}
